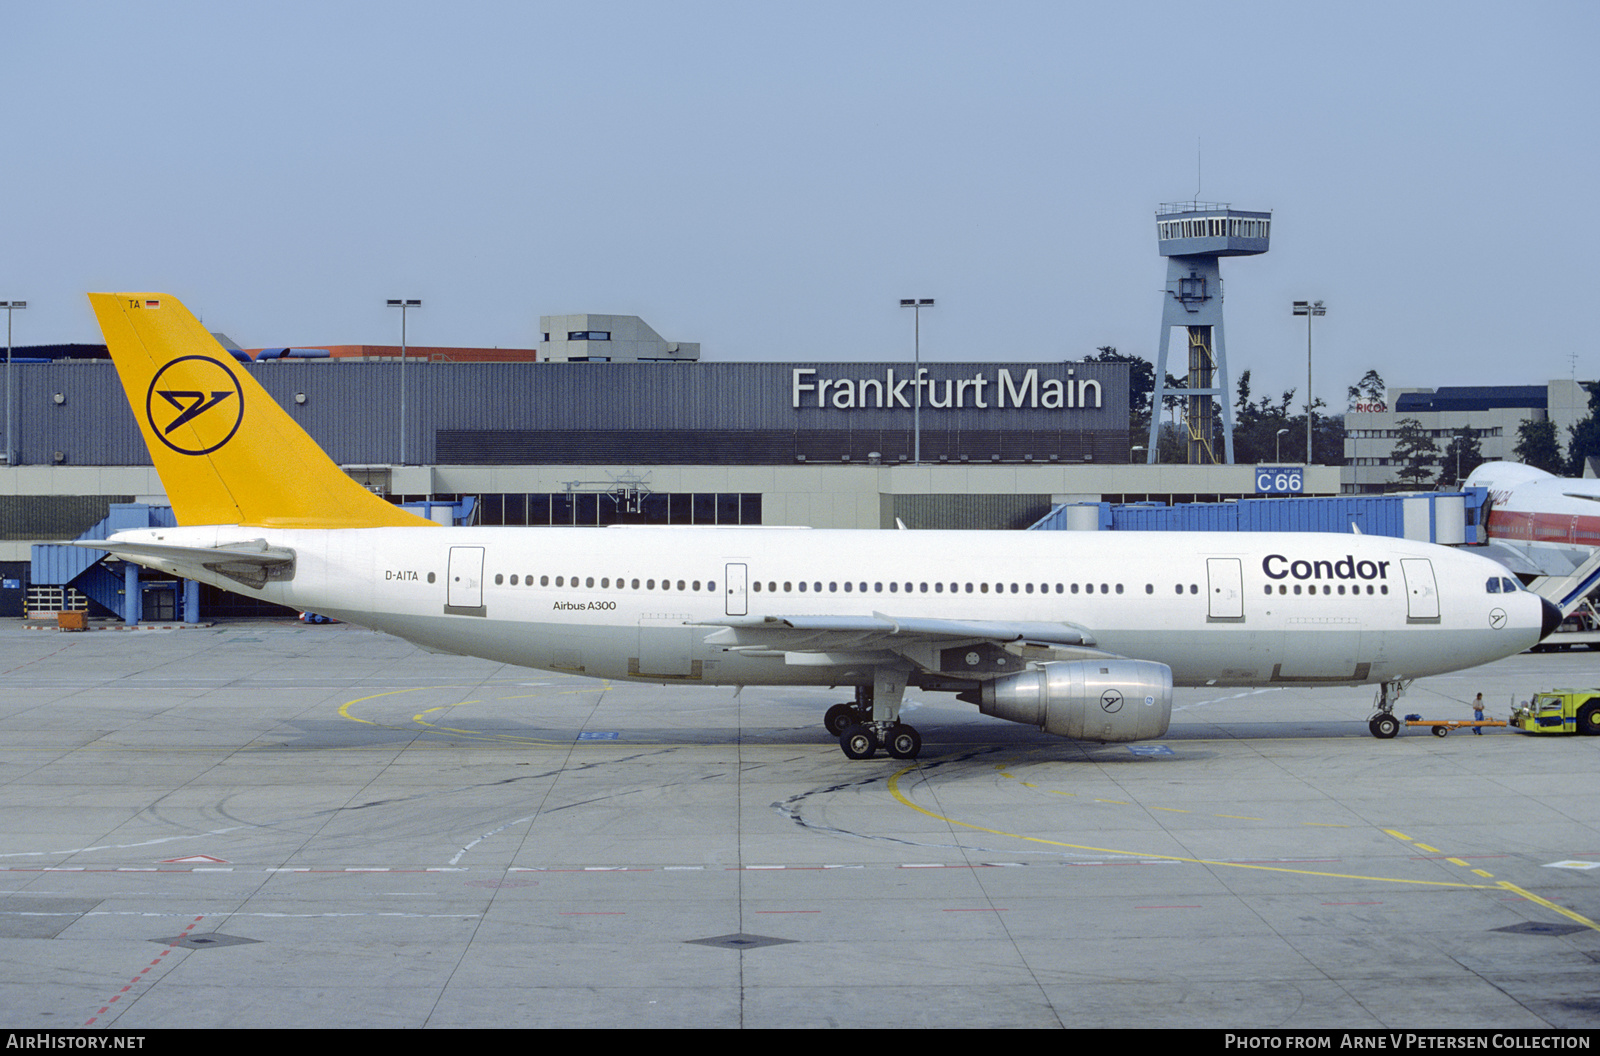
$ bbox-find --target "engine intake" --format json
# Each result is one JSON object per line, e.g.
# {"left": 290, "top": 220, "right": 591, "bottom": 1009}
{"left": 966, "top": 659, "right": 1172, "bottom": 742}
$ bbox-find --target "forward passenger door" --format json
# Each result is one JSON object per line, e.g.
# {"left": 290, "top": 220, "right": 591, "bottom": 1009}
{"left": 1206, "top": 558, "right": 1244, "bottom": 621}
{"left": 1400, "top": 559, "right": 1440, "bottom": 623}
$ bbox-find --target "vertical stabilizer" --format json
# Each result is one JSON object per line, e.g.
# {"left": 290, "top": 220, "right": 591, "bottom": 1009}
{"left": 89, "top": 293, "right": 432, "bottom": 528}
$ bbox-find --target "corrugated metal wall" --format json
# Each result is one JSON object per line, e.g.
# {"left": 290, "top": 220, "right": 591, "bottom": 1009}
{"left": 11, "top": 360, "right": 1129, "bottom": 468}
{"left": 0, "top": 495, "right": 133, "bottom": 540}
{"left": 893, "top": 494, "right": 1055, "bottom": 531}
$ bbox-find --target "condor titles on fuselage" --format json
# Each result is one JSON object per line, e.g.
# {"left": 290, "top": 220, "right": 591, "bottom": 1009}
{"left": 79, "top": 294, "right": 1560, "bottom": 756}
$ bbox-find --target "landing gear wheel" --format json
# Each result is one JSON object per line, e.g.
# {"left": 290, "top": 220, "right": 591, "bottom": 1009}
{"left": 824, "top": 703, "right": 859, "bottom": 737}
{"left": 840, "top": 723, "right": 878, "bottom": 760}
{"left": 1431, "top": 725, "right": 1449, "bottom": 738}
{"left": 885, "top": 723, "right": 922, "bottom": 760}
{"left": 1370, "top": 714, "right": 1400, "bottom": 739}
{"left": 1576, "top": 700, "right": 1600, "bottom": 736}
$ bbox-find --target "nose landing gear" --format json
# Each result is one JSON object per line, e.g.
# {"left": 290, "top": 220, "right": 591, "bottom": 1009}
{"left": 1367, "top": 679, "right": 1411, "bottom": 739}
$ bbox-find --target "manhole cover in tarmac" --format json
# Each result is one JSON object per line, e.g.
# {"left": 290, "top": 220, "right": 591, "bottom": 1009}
{"left": 1493, "top": 921, "right": 1587, "bottom": 937}
{"left": 152, "top": 932, "right": 261, "bottom": 949}
{"left": 686, "top": 933, "right": 795, "bottom": 950}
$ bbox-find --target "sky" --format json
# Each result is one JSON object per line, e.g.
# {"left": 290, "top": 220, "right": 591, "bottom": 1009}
{"left": 2, "top": 0, "right": 1594, "bottom": 410}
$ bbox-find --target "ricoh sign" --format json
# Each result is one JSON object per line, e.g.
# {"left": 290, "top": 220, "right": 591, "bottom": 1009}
{"left": 791, "top": 367, "right": 1106, "bottom": 412}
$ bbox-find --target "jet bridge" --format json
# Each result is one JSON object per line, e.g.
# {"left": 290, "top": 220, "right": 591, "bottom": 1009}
{"left": 1028, "top": 489, "right": 1487, "bottom": 544}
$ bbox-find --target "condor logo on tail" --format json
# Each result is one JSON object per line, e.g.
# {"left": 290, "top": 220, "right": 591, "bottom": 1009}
{"left": 145, "top": 355, "right": 244, "bottom": 456}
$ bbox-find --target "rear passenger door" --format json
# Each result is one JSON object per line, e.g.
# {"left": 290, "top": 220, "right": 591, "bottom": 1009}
{"left": 445, "top": 546, "right": 486, "bottom": 616}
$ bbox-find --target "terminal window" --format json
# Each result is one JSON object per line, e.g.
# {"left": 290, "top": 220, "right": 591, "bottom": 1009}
{"left": 475, "top": 491, "right": 761, "bottom": 527}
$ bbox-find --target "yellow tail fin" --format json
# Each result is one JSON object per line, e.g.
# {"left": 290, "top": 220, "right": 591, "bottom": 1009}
{"left": 89, "top": 293, "right": 433, "bottom": 528}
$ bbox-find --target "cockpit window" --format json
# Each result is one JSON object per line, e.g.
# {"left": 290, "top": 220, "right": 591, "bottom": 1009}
{"left": 1487, "top": 577, "right": 1501, "bottom": 594}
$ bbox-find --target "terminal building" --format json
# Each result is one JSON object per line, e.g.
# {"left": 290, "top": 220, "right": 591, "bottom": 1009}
{"left": 1342, "top": 380, "right": 1588, "bottom": 493}
{"left": 0, "top": 314, "right": 1343, "bottom": 618}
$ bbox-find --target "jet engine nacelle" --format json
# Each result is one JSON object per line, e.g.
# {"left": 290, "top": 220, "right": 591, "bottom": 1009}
{"left": 973, "top": 659, "right": 1172, "bottom": 742}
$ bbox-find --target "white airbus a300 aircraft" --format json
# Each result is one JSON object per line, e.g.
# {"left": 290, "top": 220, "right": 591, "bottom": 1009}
{"left": 81, "top": 294, "right": 1559, "bottom": 756}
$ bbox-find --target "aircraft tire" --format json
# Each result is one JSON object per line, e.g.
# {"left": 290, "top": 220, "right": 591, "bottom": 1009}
{"left": 824, "top": 704, "right": 857, "bottom": 737}
{"left": 840, "top": 724, "right": 878, "bottom": 760}
{"left": 1371, "top": 715, "right": 1400, "bottom": 739}
{"left": 885, "top": 724, "right": 921, "bottom": 760}
{"left": 1576, "top": 700, "right": 1600, "bottom": 736}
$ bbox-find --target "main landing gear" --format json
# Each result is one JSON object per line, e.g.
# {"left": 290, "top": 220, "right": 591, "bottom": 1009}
{"left": 1367, "top": 679, "right": 1411, "bottom": 739}
{"left": 824, "top": 672, "right": 922, "bottom": 760}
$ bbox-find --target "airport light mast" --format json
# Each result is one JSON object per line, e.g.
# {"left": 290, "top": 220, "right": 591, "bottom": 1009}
{"left": 386, "top": 299, "right": 421, "bottom": 465}
{"left": 2, "top": 300, "right": 25, "bottom": 467}
{"left": 1293, "top": 299, "right": 1326, "bottom": 463}
{"left": 899, "top": 298, "right": 934, "bottom": 463}
{"left": 1148, "top": 203, "right": 1270, "bottom": 464}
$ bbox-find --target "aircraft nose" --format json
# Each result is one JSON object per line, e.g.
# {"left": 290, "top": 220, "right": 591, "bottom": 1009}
{"left": 1540, "top": 598, "right": 1562, "bottom": 640}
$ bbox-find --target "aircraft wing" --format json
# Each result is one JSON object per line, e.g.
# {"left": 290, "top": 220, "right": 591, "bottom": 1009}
{"left": 701, "top": 612, "right": 1103, "bottom": 673}
{"left": 1477, "top": 539, "right": 1581, "bottom": 577}
{"left": 72, "top": 538, "right": 295, "bottom": 590}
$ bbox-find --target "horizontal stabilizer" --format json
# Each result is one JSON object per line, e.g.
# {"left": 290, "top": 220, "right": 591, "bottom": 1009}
{"left": 73, "top": 538, "right": 295, "bottom": 590}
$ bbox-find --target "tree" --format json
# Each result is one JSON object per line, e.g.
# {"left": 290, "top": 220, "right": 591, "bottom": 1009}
{"left": 1440, "top": 426, "right": 1484, "bottom": 489}
{"left": 1390, "top": 417, "right": 1440, "bottom": 489}
{"left": 1515, "top": 418, "right": 1563, "bottom": 474}
{"left": 1229, "top": 372, "right": 1344, "bottom": 466}
{"left": 1312, "top": 403, "right": 1346, "bottom": 468}
{"left": 1566, "top": 382, "right": 1600, "bottom": 477}
{"left": 1156, "top": 419, "right": 1187, "bottom": 463}
{"left": 1231, "top": 369, "right": 1298, "bottom": 463}
{"left": 1347, "top": 369, "right": 1386, "bottom": 412}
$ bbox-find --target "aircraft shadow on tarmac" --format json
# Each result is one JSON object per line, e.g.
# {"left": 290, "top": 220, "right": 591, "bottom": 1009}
{"left": 263, "top": 714, "right": 1377, "bottom": 754}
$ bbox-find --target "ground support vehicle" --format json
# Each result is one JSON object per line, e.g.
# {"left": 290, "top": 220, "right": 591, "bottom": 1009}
{"left": 1507, "top": 690, "right": 1600, "bottom": 735}
{"left": 1403, "top": 715, "right": 1507, "bottom": 737}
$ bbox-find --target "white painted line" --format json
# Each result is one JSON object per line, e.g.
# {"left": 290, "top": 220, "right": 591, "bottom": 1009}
{"left": 1544, "top": 860, "right": 1600, "bottom": 870}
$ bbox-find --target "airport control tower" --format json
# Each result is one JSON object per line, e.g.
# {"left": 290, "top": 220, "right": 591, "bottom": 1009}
{"left": 1146, "top": 202, "right": 1271, "bottom": 464}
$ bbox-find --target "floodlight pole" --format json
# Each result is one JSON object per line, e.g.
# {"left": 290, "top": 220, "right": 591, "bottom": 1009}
{"left": 899, "top": 298, "right": 934, "bottom": 463}
{"left": 386, "top": 299, "right": 421, "bottom": 465}
{"left": 1, "top": 301, "right": 26, "bottom": 466}
{"left": 1292, "top": 300, "right": 1325, "bottom": 463}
